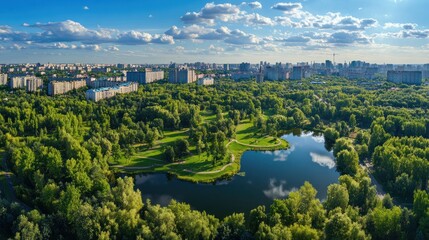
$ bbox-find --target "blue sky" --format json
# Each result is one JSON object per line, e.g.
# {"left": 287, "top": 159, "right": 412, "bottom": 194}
{"left": 0, "top": 0, "right": 428, "bottom": 64}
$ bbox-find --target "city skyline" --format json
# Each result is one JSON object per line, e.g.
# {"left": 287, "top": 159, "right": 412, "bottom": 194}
{"left": 1, "top": 0, "right": 428, "bottom": 64}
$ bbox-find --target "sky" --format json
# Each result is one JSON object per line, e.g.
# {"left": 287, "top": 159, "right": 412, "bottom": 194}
{"left": 0, "top": 0, "right": 428, "bottom": 64}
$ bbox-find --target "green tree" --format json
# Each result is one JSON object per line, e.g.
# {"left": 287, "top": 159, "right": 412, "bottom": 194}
{"left": 336, "top": 149, "right": 359, "bottom": 176}
{"left": 324, "top": 128, "right": 339, "bottom": 149}
{"left": 164, "top": 146, "right": 176, "bottom": 162}
{"left": 324, "top": 212, "right": 353, "bottom": 240}
{"left": 325, "top": 184, "right": 349, "bottom": 212}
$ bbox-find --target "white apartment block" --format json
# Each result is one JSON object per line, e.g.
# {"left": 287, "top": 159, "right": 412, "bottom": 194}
{"left": 48, "top": 80, "right": 87, "bottom": 96}
{"left": 197, "top": 77, "right": 214, "bottom": 86}
{"left": 0, "top": 74, "right": 7, "bottom": 85}
{"left": 10, "top": 76, "right": 43, "bottom": 92}
{"left": 86, "top": 82, "right": 139, "bottom": 102}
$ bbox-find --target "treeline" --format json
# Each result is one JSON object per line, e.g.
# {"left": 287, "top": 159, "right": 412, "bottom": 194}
{"left": 0, "top": 79, "right": 429, "bottom": 239}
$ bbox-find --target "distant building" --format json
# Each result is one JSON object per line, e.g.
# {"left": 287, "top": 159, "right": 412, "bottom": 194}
{"left": 256, "top": 66, "right": 264, "bottom": 83}
{"left": 10, "top": 76, "right": 27, "bottom": 89}
{"left": 264, "top": 64, "right": 289, "bottom": 81}
{"left": 223, "top": 64, "right": 230, "bottom": 71}
{"left": 239, "top": 62, "right": 251, "bottom": 72}
{"left": 10, "top": 76, "right": 43, "bottom": 92}
{"left": 48, "top": 79, "right": 87, "bottom": 96}
{"left": 91, "top": 67, "right": 111, "bottom": 73}
{"left": 86, "top": 82, "right": 139, "bottom": 102}
{"left": 0, "top": 74, "right": 7, "bottom": 85}
{"left": 231, "top": 73, "right": 253, "bottom": 81}
{"left": 325, "top": 60, "right": 334, "bottom": 69}
{"left": 387, "top": 71, "right": 422, "bottom": 85}
{"left": 197, "top": 77, "right": 214, "bottom": 86}
{"left": 26, "top": 78, "right": 43, "bottom": 92}
{"left": 87, "top": 78, "right": 125, "bottom": 88}
{"left": 127, "top": 69, "right": 164, "bottom": 84}
{"left": 291, "top": 66, "right": 304, "bottom": 80}
{"left": 168, "top": 68, "right": 197, "bottom": 84}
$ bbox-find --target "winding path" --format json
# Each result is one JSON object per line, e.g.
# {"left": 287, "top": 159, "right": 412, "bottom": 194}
{"left": 116, "top": 137, "right": 284, "bottom": 175}
{"left": 231, "top": 139, "right": 283, "bottom": 148}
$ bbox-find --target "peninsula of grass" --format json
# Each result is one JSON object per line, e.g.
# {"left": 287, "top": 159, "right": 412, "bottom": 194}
{"left": 113, "top": 116, "right": 289, "bottom": 183}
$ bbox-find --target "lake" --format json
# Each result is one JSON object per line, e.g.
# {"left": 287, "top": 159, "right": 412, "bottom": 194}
{"left": 135, "top": 132, "right": 340, "bottom": 218}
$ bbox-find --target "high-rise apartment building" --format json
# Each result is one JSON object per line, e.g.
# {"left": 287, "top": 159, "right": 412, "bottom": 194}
{"left": 168, "top": 68, "right": 197, "bottom": 84}
{"left": 127, "top": 69, "right": 164, "bottom": 84}
{"left": 0, "top": 74, "right": 7, "bottom": 85}
{"left": 10, "top": 76, "right": 43, "bottom": 92}
{"left": 387, "top": 71, "right": 422, "bottom": 85}
{"left": 48, "top": 79, "right": 87, "bottom": 96}
{"left": 26, "top": 78, "right": 43, "bottom": 92}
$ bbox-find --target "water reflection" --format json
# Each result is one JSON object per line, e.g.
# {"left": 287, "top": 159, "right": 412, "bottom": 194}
{"left": 312, "top": 135, "right": 325, "bottom": 143}
{"left": 262, "top": 145, "right": 296, "bottom": 161}
{"left": 263, "top": 179, "right": 298, "bottom": 199}
{"left": 309, "top": 152, "right": 336, "bottom": 169}
{"left": 135, "top": 175, "right": 155, "bottom": 185}
{"left": 145, "top": 194, "right": 173, "bottom": 206}
{"left": 135, "top": 132, "right": 339, "bottom": 218}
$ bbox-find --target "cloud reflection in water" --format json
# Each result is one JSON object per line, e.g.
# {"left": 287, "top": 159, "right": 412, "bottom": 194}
{"left": 309, "top": 152, "right": 336, "bottom": 169}
{"left": 263, "top": 178, "right": 298, "bottom": 199}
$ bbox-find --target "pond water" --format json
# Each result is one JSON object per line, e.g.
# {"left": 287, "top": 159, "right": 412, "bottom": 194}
{"left": 135, "top": 132, "right": 340, "bottom": 218}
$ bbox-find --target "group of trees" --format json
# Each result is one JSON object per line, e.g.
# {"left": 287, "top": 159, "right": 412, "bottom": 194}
{"left": 372, "top": 137, "right": 429, "bottom": 200}
{"left": 1, "top": 78, "right": 429, "bottom": 239}
{"left": 2, "top": 173, "right": 424, "bottom": 239}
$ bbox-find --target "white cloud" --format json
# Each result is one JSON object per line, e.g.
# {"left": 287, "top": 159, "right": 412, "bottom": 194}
{"left": 180, "top": 2, "right": 273, "bottom": 27}
{"left": 271, "top": 2, "right": 303, "bottom": 13}
{"left": 10, "top": 44, "right": 24, "bottom": 50}
{"left": 181, "top": 2, "right": 241, "bottom": 25}
{"left": 2, "top": 20, "right": 176, "bottom": 46}
{"left": 78, "top": 44, "right": 102, "bottom": 51}
{"left": 107, "top": 45, "right": 119, "bottom": 51}
{"left": 225, "top": 29, "right": 260, "bottom": 45}
{"left": 242, "top": 1, "right": 262, "bottom": 9}
{"left": 384, "top": 22, "right": 418, "bottom": 30}
{"left": 83, "top": 6, "right": 89, "bottom": 10}
{"left": 327, "top": 31, "right": 373, "bottom": 45}
{"left": 242, "top": 13, "right": 276, "bottom": 26}
{"left": 165, "top": 25, "right": 260, "bottom": 45}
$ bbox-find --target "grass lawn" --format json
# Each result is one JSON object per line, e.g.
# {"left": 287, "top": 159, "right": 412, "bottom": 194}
{"left": 113, "top": 115, "right": 289, "bottom": 183}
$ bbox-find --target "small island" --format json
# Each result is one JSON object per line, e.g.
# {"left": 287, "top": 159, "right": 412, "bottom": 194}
{"left": 112, "top": 114, "right": 289, "bottom": 183}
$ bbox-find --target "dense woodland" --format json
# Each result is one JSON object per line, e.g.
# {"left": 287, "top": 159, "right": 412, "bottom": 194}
{"left": 0, "top": 77, "right": 429, "bottom": 239}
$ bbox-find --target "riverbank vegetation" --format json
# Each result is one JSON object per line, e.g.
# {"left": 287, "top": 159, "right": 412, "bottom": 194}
{"left": 0, "top": 77, "right": 428, "bottom": 238}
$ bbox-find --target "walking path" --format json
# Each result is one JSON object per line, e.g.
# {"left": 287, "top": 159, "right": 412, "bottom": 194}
{"left": 1, "top": 155, "right": 16, "bottom": 201}
{"left": 360, "top": 162, "right": 386, "bottom": 198}
{"left": 232, "top": 139, "right": 282, "bottom": 148}
{"left": 1, "top": 153, "right": 31, "bottom": 210}
{"left": 116, "top": 137, "right": 283, "bottom": 175}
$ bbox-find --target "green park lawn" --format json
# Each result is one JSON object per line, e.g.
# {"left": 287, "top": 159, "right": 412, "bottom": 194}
{"left": 113, "top": 114, "right": 288, "bottom": 183}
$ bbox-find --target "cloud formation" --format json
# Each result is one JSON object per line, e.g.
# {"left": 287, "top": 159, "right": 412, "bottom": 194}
{"left": 0, "top": 20, "right": 174, "bottom": 47}
{"left": 165, "top": 25, "right": 260, "bottom": 45}
{"left": 1, "top": 1, "right": 428, "bottom": 57}
{"left": 242, "top": 1, "right": 263, "bottom": 9}
{"left": 271, "top": 2, "right": 303, "bottom": 13}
